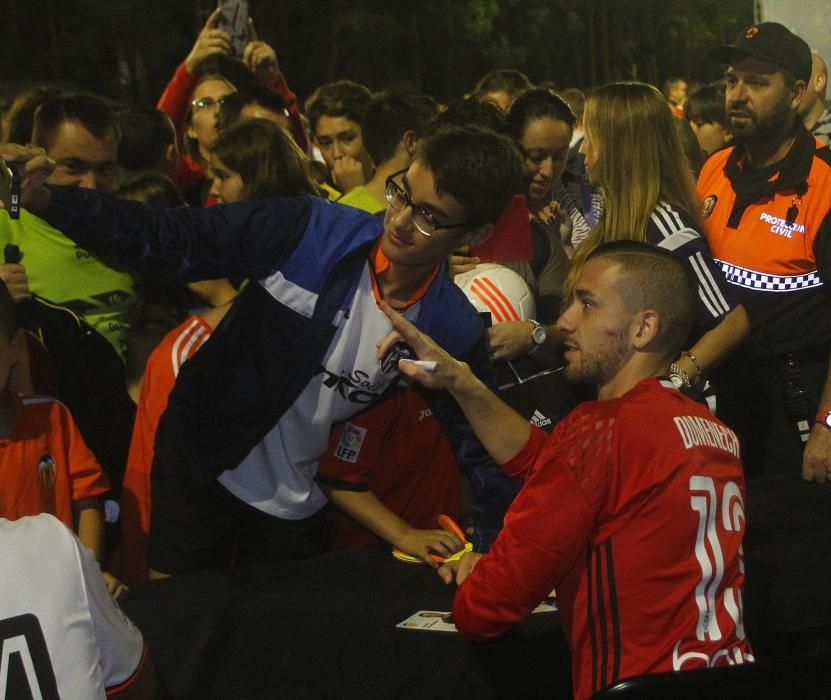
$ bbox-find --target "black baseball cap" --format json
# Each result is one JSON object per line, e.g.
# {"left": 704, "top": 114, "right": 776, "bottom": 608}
{"left": 709, "top": 22, "right": 812, "bottom": 83}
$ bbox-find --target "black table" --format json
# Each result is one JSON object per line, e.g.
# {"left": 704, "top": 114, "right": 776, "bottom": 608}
{"left": 123, "top": 548, "right": 570, "bottom": 699}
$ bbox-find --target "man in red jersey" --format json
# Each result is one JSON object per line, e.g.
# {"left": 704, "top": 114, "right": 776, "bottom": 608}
{"left": 380, "top": 240, "right": 753, "bottom": 699}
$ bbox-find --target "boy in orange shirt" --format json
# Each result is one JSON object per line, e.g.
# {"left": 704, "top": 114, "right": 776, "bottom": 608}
{"left": 0, "top": 280, "right": 115, "bottom": 591}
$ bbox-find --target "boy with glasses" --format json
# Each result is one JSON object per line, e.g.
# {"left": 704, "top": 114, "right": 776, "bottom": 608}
{"left": 8, "top": 124, "right": 525, "bottom": 573}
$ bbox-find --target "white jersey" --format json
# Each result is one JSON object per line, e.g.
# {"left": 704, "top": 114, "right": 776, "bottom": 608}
{"left": 0, "top": 515, "right": 144, "bottom": 699}
{"left": 219, "top": 264, "right": 419, "bottom": 519}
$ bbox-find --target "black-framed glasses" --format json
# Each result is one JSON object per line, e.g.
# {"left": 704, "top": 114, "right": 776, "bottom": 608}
{"left": 384, "top": 169, "right": 474, "bottom": 237}
{"left": 191, "top": 96, "right": 228, "bottom": 112}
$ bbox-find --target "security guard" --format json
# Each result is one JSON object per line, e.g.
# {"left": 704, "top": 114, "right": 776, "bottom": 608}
{"left": 699, "top": 22, "right": 831, "bottom": 481}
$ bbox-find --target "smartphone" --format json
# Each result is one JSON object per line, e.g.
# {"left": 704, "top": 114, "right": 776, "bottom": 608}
{"left": 0, "top": 159, "right": 21, "bottom": 220}
{"left": 216, "top": 0, "right": 250, "bottom": 57}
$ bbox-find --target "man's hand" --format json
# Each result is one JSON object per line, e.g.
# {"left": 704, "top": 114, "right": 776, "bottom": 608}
{"left": 487, "top": 320, "right": 535, "bottom": 361}
{"left": 331, "top": 156, "right": 366, "bottom": 194}
{"left": 244, "top": 20, "right": 280, "bottom": 84}
{"left": 395, "top": 528, "right": 463, "bottom": 567}
{"left": 377, "top": 301, "right": 475, "bottom": 394}
{"left": 0, "top": 264, "right": 30, "bottom": 302}
{"left": 0, "top": 144, "right": 54, "bottom": 214}
{"left": 437, "top": 552, "right": 483, "bottom": 585}
{"left": 184, "top": 8, "right": 232, "bottom": 75}
{"left": 802, "top": 423, "right": 831, "bottom": 483}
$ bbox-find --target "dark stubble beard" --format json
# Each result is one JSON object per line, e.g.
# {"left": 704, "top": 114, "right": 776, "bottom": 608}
{"left": 728, "top": 91, "right": 793, "bottom": 146}
{"left": 563, "top": 328, "right": 630, "bottom": 386}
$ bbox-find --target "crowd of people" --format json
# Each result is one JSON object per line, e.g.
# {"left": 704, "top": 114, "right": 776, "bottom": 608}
{"left": 0, "top": 13, "right": 829, "bottom": 698}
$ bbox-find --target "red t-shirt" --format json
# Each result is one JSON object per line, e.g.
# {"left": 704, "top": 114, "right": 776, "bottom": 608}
{"left": 452, "top": 378, "right": 753, "bottom": 699}
{"left": 118, "top": 316, "right": 211, "bottom": 583}
{"left": 0, "top": 393, "right": 109, "bottom": 528}
{"left": 317, "top": 389, "right": 461, "bottom": 550}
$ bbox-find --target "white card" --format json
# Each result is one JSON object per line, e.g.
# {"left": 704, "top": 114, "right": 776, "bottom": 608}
{"left": 396, "top": 610, "right": 458, "bottom": 632}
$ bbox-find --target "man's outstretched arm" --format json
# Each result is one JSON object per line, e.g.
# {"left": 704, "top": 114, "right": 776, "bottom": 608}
{"left": 378, "top": 301, "right": 531, "bottom": 465}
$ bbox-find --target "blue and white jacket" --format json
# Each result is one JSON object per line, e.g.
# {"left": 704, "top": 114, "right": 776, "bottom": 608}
{"left": 44, "top": 188, "right": 519, "bottom": 548}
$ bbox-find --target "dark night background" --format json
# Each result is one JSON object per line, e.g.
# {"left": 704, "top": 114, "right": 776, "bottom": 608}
{"left": 1, "top": 0, "right": 754, "bottom": 109}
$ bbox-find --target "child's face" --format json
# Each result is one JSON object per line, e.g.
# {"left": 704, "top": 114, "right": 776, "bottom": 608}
{"left": 208, "top": 155, "right": 245, "bottom": 205}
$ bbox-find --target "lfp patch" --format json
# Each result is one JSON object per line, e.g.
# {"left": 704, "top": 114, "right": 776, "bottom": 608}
{"left": 335, "top": 423, "right": 367, "bottom": 463}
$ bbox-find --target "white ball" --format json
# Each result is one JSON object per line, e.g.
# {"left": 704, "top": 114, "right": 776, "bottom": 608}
{"left": 454, "top": 263, "right": 536, "bottom": 323}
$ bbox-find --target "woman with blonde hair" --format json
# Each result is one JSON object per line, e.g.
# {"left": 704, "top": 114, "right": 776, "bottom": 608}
{"left": 570, "top": 81, "right": 749, "bottom": 392}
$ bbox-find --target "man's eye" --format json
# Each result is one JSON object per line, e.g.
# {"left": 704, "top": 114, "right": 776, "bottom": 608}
{"left": 340, "top": 134, "right": 356, "bottom": 143}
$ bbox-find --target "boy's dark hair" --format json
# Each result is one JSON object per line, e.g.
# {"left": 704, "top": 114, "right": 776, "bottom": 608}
{"left": 361, "top": 90, "right": 439, "bottom": 165}
{"left": 474, "top": 69, "right": 533, "bottom": 99}
{"left": 415, "top": 125, "right": 524, "bottom": 225}
{"left": 0, "top": 280, "right": 18, "bottom": 339}
{"left": 427, "top": 97, "right": 508, "bottom": 136}
{"left": 305, "top": 80, "right": 373, "bottom": 135}
{"left": 506, "top": 88, "right": 576, "bottom": 142}
{"left": 217, "top": 85, "right": 289, "bottom": 132}
{"left": 31, "top": 92, "right": 119, "bottom": 151}
{"left": 116, "top": 106, "right": 176, "bottom": 172}
{"left": 685, "top": 83, "right": 727, "bottom": 128}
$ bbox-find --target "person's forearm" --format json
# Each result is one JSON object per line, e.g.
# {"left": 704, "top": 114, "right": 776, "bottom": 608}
{"left": 328, "top": 488, "right": 412, "bottom": 547}
{"left": 677, "top": 304, "right": 750, "bottom": 384}
{"left": 75, "top": 504, "right": 104, "bottom": 561}
{"left": 448, "top": 365, "right": 531, "bottom": 464}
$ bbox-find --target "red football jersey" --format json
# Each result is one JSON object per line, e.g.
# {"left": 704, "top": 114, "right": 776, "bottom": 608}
{"left": 318, "top": 388, "right": 461, "bottom": 550}
{"left": 118, "top": 316, "right": 211, "bottom": 583}
{"left": 452, "top": 378, "right": 753, "bottom": 699}
{"left": 0, "top": 393, "right": 109, "bottom": 528}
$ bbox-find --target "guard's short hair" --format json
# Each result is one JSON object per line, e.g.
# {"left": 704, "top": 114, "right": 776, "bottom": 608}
{"left": 361, "top": 90, "right": 438, "bottom": 166}
{"left": 305, "top": 81, "right": 373, "bottom": 135}
{"left": 116, "top": 106, "right": 176, "bottom": 172}
{"left": 0, "top": 280, "right": 18, "bottom": 339}
{"left": 32, "top": 93, "right": 118, "bottom": 152}
{"left": 414, "top": 125, "right": 524, "bottom": 226}
{"left": 587, "top": 241, "right": 697, "bottom": 357}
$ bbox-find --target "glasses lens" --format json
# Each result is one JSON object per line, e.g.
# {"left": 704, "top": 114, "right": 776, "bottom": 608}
{"left": 193, "top": 96, "right": 223, "bottom": 111}
{"left": 411, "top": 211, "right": 435, "bottom": 237}
{"left": 386, "top": 180, "right": 406, "bottom": 210}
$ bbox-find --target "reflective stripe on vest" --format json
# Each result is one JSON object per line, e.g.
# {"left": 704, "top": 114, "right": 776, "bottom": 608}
{"left": 717, "top": 259, "right": 823, "bottom": 292}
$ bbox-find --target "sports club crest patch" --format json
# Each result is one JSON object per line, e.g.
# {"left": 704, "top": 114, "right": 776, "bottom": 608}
{"left": 702, "top": 195, "right": 718, "bottom": 219}
{"left": 37, "top": 453, "right": 57, "bottom": 488}
{"left": 334, "top": 423, "right": 367, "bottom": 463}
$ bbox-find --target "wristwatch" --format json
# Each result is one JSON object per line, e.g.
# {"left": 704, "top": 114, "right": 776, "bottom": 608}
{"left": 529, "top": 320, "right": 547, "bottom": 354}
{"left": 668, "top": 363, "right": 691, "bottom": 392}
{"left": 816, "top": 410, "right": 831, "bottom": 430}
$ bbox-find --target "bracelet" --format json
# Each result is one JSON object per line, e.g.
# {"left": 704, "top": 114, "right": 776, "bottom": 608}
{"left": 680, "top": 350, "right": 701, "bottom": 386}
{"left": 668, "top": 363, "right": 691, "bottom": 392}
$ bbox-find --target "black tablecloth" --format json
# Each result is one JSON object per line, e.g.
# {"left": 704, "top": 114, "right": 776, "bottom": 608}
{"left": 123, "top": 548, "right": 570, "bottom": 699}
{"left": 122, "top": 475, "right": 831, "bottom": 698}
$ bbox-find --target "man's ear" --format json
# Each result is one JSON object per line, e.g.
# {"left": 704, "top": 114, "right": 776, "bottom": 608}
{"left": 631, "top": 309, "right": 660, "bottom": 350}
{"left": 462, "top": 223, "right": 494, "bottom": 249}
{"left": 402, "top": 130, "right": 418, "bottom": 156}
{"left": 790, "top": 80, "right": 808, "bottom": 111}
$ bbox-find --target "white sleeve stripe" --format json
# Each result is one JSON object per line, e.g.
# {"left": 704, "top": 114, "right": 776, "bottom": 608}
{"left": 657, "top": 227, "right": 701, "bottom": 252}
{"left": 693, "top": 251, "right": 731, "bottom": 314}
{"left": 177, "top": 326, "right": 209, "bottom": 376}
{"left": 690, "top": 252, "right": 730, "bottom": 317}
{"left": 650, "top": 209, "right": 673, "bottom": 239}
{"left": 170, "top": 318, "right": 204, "bottom": 376}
